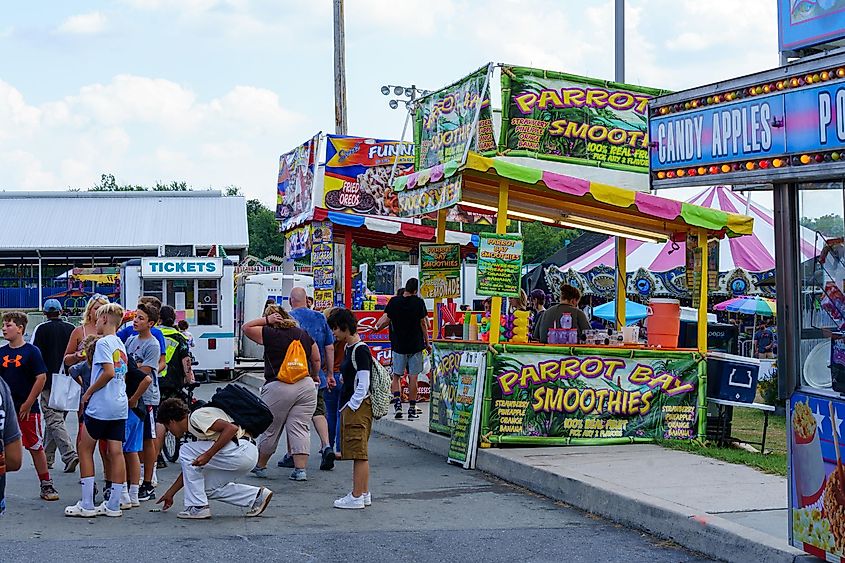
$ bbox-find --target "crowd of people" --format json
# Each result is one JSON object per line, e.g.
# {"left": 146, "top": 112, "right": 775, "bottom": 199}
{"left": 0, "top": 284, "right": 394, "bottom": 518}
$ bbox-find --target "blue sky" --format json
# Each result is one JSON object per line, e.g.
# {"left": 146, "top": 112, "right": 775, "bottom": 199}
{"left": 0, "top": 0, "right": 787, "bottom": 210}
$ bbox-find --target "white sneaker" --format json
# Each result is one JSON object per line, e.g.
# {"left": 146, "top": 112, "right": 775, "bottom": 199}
{"left": 333, "top": 492, "right": 365, "bottom": 509}
{"left": 130, "top": 497, "right": 140, "bottom": 508}
{"left": 64, "top": 501, "right": 97, "bottom": 518}
{"left": 95, "top": 502, "right": 122, "bottom": 517}
{"left": 245, "top": 487, "right": 274, "bottom": 517}
{"left": 363, "top": 492, "right": 372, "bottom": 506}
{"left": 177, "top": 505, "right": 211, "bottom": 519}
{"left": 120, "top": 493, "right": 133, "bottom": 510}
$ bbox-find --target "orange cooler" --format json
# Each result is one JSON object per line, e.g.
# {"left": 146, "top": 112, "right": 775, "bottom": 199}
{"left": 647, "top": 298, "right": 681, "bottom": 348}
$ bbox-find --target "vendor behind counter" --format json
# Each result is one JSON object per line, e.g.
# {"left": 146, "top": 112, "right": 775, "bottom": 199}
{"left": 533, "top": 284, "right": 591, "bottom": 343}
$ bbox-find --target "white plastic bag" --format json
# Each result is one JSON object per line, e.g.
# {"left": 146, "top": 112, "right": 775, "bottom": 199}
{"left": 48, "top": 367, "right": 81, "bottom": 412}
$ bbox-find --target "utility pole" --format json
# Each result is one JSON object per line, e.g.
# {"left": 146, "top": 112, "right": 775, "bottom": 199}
{"left": 614, "top": 0, "right": 626, "bottom": 330}
{"left": 333, "top": 0, "right": 348, "bottom": 135}
{"left": 615, "top": 0, "right": 624, "bottom": 83}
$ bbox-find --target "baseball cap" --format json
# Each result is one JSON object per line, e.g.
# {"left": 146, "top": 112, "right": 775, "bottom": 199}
{"left": 43, "top": 299, "right": 62, "bottom": 313}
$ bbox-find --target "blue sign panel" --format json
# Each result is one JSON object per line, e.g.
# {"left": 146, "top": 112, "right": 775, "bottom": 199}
{"left": 779, "top": 0, "right": 845, "bottom": 52}
{"left": 650, "top": 80, "right": 845, "bottom": 171}
{"left": 650, "top": 96, "right": 787, "bottom": 170}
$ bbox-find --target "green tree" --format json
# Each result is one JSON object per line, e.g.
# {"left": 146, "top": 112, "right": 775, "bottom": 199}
{"left": 802, "top": 214, "right": 845, "bottom": 238}
{"left": 352, "top": 245, "right": 408, "bottom": 289}
{"left": 246, "top": 199, "right": 285, "bottom": 259}
{"left": 520, "top": 222, "right": 580, "bottom": 264}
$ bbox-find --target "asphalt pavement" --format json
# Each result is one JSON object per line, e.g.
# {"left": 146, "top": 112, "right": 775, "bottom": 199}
{"left": 1, "top": 384, "right": 713, "bottom": 562}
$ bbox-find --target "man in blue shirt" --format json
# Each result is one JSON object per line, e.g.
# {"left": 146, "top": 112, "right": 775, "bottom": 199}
{"left": 286, "top": 287, "right": 336, "bottom": 471}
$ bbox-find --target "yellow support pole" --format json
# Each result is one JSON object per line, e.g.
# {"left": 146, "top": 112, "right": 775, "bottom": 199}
{"left": 489, "top": 180, "right": 509, "bottom": 345}
{"left": 697, "top": 230, "right": 709, "bottom": 354}
{"left": 433, "top": 208, "right": 447, "bottom": 339}
{"left": 615, "top": 238, "right": 627, "bottom": 330}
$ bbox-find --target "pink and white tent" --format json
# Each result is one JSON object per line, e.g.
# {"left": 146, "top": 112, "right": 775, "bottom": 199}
{"left": 562, "top": 186, "right": 818, "bottom": 274}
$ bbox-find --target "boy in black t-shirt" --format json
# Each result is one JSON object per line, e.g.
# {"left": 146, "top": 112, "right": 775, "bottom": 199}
{"left": 375, "top": 278, "right": 429, "bottom": 421}
{"left": 0, "top": 311, "right": 58, "bottom": 501}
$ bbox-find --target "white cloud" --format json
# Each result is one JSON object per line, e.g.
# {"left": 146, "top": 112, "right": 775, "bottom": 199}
{"left": 0, "top": 75, "right": 307, "bottom": 203}
{"left": 58, "top": 12, "right": 108, "bottom": 35}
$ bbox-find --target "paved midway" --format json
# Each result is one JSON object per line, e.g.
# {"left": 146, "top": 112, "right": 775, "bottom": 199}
{"left": 2, "top": 385, "right": 712, "bottom": 562}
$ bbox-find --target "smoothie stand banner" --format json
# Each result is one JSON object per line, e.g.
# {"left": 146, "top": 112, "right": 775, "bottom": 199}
{"left": 276, "top": 134, "right": 320, "bottom": 230}
{"left": 414, "top": 64, "right": 496, "bottom": 170}
{"left": 419, "top": 243, "right": 461, "bottom": 299}
{"left": 650, "top": 80, "right": 845, "bottom": 171}
{"left": 323, "top": 135, "right": 415, "bottom": 217}
{"left": 789, "top": 391, "right": 845, "bottom": 559}
{"left": 477, "top": 233, "right": 524, "bottom": 297}
{"left": 429, "top": 341, "right": 488, "bottom": 436}
{"left": 446, "top": 348, "right": 487, "bottom": 470}
{"left": 483, "top": 346, "right": 704, "bottom": 444}
{"left": 397, "top": 175, "right": 462, "bottom": 217}
{"left": 499, "top": 66, "right": 666, "bottom": 173}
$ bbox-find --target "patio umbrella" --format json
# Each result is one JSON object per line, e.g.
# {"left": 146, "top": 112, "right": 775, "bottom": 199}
{"left": 713, "top": 296, "right": 777, "bottom": 316}
{"left": 592, "top": 300, "right": 649, "bottom": 326}
{"left": 713, "top": 296, "right": 776, "bottom": 355}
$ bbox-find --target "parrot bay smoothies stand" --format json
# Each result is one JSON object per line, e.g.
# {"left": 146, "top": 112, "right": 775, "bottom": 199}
{"left": 402, "top": 152, "right": 754, "bottom": 467}
{"left": 647, "top": 49, "right": 845, "bottom": 560}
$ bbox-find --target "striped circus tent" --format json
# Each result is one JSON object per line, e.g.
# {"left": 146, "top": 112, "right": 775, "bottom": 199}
{"left": 556, "top": 186, "right": 818, "bottom": 298}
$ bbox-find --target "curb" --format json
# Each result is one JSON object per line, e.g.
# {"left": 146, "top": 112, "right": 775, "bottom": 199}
{"left": 374, "top": 417, "right": 813, "bottom": 563}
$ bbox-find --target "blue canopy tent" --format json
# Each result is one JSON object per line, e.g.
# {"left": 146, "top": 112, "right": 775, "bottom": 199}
{"left": 592, "top": 300, "right": 648, "bottom": 326}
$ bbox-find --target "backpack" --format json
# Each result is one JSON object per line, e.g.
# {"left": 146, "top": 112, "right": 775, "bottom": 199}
{"left": 277, "top": 339, "right": 310, "bottom": 384}
{"left": 351, "top": 342, "right": 391, "bottom": 420}
{"left": 207, "top": 384, "right": 273, "bottom": 438}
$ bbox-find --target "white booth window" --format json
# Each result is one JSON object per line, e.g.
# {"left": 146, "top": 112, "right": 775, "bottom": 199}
{"left": 143, "top": 279, "right": 164, "bottom": 304}
{"left": 197, "top": 279, "right": 219, "bottom": 326}
{"left": 140, "top": 278, "right": 220, "bottom": 326}
{"left": 799, "top": 183, "right": 845, "bottom": 391}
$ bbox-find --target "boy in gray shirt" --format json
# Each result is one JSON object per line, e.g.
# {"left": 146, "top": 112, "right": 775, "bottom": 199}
{"left": 125, "top": 303, "right": 162, "bottom": 502}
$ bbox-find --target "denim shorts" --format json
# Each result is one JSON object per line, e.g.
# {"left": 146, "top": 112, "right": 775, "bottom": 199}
{"left": 392, "top": 351, "right": 423, "bottom": 377}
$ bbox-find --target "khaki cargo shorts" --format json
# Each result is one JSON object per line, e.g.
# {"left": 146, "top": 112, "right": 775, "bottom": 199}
{"left": 341, "top": 397, "right": 373, "bottom": 460}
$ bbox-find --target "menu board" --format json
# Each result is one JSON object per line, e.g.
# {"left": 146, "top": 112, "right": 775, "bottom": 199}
{"left": 420, "top": 243, "right": 461, "bottom": 299}
{"left": 477, "top": 233, "right": 524, "bottom": 298}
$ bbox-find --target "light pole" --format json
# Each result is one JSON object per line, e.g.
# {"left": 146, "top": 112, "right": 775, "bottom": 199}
{"left": 380, "top": 84, "right": 430, "bottom": 110}
{"left": 333, "top": 0, "right": 347, "bottom": 135}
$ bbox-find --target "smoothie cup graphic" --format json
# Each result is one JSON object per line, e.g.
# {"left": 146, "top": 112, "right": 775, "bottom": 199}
{"left": 793, "top": 400, "right": 825, "bottom": 507}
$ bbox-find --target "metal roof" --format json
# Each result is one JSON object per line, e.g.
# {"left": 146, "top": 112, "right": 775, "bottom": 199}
{"left": 0, "top": 191, "right": 248, "bottom": 253}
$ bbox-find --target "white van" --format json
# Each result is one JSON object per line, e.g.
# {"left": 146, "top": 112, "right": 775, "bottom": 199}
{"left": 235, "top": 272, "right": 314, "bottom": 360}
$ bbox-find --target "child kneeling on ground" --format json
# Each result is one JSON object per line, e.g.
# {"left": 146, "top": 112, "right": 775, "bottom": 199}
{"left": 155, "top": 398, "right": 273, "bottom": 519}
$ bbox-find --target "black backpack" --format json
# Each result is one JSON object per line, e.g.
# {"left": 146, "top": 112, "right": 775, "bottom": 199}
{"left": 207, "top": 384, "right": 273, "bottom": 439}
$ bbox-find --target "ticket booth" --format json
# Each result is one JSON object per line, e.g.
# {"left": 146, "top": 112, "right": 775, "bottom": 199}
{"left": 121, "top": 256, "right": 236, "bottom": 376}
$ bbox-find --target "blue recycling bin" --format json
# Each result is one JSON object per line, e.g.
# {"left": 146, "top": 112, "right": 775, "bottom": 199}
{"left": 706, "top": 352, "right": 760, "bottom": 403}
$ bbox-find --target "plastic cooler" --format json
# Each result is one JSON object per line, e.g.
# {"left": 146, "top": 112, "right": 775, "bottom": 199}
{"left": 647, "top": 298, "right": 681, "bottom": 348}
{"left": 706, "top": 352, "right": 760, "bottom": 403}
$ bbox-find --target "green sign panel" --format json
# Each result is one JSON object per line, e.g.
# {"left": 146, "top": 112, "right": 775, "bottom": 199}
{"left": 420, "top": 243, "right": 461, "bottom": 299}
{"left": 499, "top": 66, "right": 667, "bottom": 173}
{"left": 414, "top": 64, "right": 496, "bottom": 170}
{"left": 476, "top": 232, "right": 523, "bottom": 298}
{"left": 486, "top": 346, "right": 703, "bottom": 444}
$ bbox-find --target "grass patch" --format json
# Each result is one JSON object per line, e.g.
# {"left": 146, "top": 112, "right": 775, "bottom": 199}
{"left": 660, "top": 440, "right": 787, "bottom": 477}
{"left": 659, "top": 408, "right": 788, "bottom": 477}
